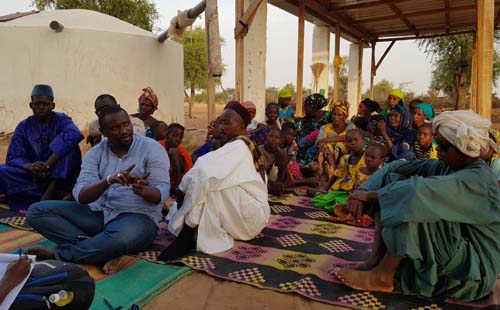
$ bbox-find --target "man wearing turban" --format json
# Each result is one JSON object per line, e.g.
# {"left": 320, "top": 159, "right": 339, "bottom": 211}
{"left": 161, "top": 101, "right": 270, "bottom": 259}
{"left": 0, "top": 85, "right": 83, "bottom": 210}
{"left": 336, "top": 110, "right": 500, "bottom": 302}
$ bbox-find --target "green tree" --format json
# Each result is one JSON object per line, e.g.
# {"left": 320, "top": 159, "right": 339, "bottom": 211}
{"left": 418, "top": 33, "right": 500, "bottom": 110}
{"left": 174, "top": 27, "right": 207, "bottom": 118}
{"left": 362, "top": 79, "right": 394, "bottom": 104}
{"left": 32, "top": 0, "right": 158, "bottom": 31}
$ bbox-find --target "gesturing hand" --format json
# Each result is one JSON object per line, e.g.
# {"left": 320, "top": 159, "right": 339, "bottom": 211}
{"left": 132, "top": 172, "right": 151, "bottom": 196}
{"left": 109, "top": 164, "right": 136, "bottom": 186}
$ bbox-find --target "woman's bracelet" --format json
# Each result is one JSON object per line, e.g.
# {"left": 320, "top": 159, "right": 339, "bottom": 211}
{"left": 106, "top": 175, "right": 112, "bottom": 185}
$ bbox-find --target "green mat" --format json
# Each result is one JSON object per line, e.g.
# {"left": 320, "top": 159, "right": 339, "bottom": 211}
{"left": 0, "top": 224, "right": 192, "bottom": 309}
{"left": 91, "top": 260, "right": 191, "bottom": 309}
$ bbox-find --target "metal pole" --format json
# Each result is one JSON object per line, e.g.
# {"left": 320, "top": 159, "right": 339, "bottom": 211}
{"left": 157, "top": 0, "right": 206, "bottom": 43}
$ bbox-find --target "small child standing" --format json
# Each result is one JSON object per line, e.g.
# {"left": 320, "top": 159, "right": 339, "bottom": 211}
{"left": 413, "top": 123, "right": 437, "bottom": 160}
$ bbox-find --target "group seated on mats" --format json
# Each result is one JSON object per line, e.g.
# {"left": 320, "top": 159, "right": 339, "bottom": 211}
{"left": 1, "top": 84, "right": 500, "bottom": 303}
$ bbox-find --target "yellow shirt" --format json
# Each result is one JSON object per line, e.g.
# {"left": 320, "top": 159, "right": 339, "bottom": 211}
{"left": 330, "top": 153, "right": 366, "bottom": 192}
{"left": 414, "top": 142, "right": 438, "bottom": 160}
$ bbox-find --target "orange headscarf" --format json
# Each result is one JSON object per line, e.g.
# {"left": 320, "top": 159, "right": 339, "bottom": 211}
{"left": 138, "top": 87, "right": 159, "bottom": 110}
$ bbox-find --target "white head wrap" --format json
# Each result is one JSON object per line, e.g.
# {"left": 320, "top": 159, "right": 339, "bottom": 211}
{"left": 433, "top": 110, "right": 500, "bottom": 157}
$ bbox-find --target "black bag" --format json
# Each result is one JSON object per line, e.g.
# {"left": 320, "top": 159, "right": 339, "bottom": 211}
{"left": 10, "top": 260, "right": 95, "bottom": 310}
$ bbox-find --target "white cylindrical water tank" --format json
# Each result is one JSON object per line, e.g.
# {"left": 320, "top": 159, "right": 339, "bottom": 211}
{"left": 0, "top": 9, "right": 184, "bottom": 133}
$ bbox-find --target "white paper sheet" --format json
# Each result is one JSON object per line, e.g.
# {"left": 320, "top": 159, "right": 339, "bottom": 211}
{"left": 0, "top": 254, "right": 36, "bottom": 310}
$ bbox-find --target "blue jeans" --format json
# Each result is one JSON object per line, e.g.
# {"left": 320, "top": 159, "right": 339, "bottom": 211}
{"left": 27, "top": 201, "right": 158, "bottom": 264}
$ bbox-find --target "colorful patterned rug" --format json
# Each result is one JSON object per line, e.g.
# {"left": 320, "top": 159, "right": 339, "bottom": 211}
{"left": 169, "top": 190, "right": 498, "bottom": 310}
{"left": 1, "top": 195, "right": 499, "bottom": 310}
{"left": 0, "top": 223, "right": 191, "bottom": 309}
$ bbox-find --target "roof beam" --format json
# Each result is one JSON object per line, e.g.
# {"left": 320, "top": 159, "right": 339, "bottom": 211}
{"left": 292, "top": 0, "right": 372, "bottom": 42}
{"left": 444, "top": 0, "right": 450, "bottom": 32}
{"left": 329, "top": 0, "right": 409, "bottom": 12}
{"left": 375, "top": 22, "right": 471, "bottom": 36}
{"left": 388, "top": 3, "right": 416, "bottom": 34}
{"left": 349, "top": 4, "right": 475, "bottom": 24}
{"left": 375, "top": 40, "right": 395, "bottom": 70}
{"left": 376, "top": 29, "right": 478, "bottom": 42}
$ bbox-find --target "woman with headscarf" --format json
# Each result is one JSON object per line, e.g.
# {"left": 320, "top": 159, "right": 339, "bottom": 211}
{"left": 295, "top": 93, "right": 330, "bottom": 165}
{"left": 131, "top": 87, "right": 159, "bottom": 138}
{"left": 336, "top": 110, "right": 500, "bottom": 302}
{"left": 351, "top": 98, "right": 382, "bottom": 132}
{"left": 278, "top": 88, "right": 294, "bottom": 123}
{"left": 383, "top": 105, "right": 417, "bottom": 161}
{"left": 413, "top": 102, "right": 436, "bottom": 128}
{"left": 316, "top": 101, "right": 353, "bottom": 166}
{"left": 380, "top": 89, "right": 405, "bottom": 118}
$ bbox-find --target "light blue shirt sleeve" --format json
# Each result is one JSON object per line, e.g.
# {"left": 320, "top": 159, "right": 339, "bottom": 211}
{"left": 72, "top": 135, "right": 170, "bottom": 225}
{"left": 72, "top": 146, "right": 101, "bottom": 204}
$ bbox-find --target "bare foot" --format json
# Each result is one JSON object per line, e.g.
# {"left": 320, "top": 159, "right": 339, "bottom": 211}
{"left": 335, "top": 266, "right": 394, "bottom": 293}
{"left": 102, "top": 256, "right": 129, "bottom": 275}
{"left": 24, "top": 246, "right": 55, "bottom": 260}
{"left": 353, "top": 258, "right": 379, "bottom": 271}
{"left": 353, "top": 250, "right": 384, "bottom": 271}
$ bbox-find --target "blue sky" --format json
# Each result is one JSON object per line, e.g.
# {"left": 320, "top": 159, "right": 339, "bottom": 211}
{"left": 1, "top": 0, "right": 436, "bottom": 95}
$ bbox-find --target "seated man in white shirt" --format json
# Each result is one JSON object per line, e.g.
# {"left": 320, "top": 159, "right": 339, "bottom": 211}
{"left": 160, "top": 101, "right": 270, "bottom": 260}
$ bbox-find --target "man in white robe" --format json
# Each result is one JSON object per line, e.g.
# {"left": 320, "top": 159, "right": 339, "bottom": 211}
{"left": 160, "top": 101, "right": 270, "bottom": 260}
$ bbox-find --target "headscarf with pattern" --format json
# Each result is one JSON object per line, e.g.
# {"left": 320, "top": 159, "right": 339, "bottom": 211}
{"left": 334, "top": 101, "right": 349, "bottom": 116}
{"left": 304, "top": 93, "right": 328, "bottom": 110}
{"left": 138, "top": 87, "right": 159, "bottom": 110}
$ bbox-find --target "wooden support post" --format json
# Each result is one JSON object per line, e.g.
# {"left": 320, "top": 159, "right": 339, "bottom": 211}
{"left": 370, "top": 42, "right": 376, "bottom": 99}
{"left": 470, "top": 33, "right": 478, "bottom": 112}
{"left": 333, "top": 25, "right": 340, "bottom": 103}
{"left": 205, "top": 0, "right": 218, "bottom": 123}
{"left": 476, "top": 0, "right": 494, "bottom": 119}
{"left": 234, "top": 0, "right": 264, "bottom": 39}
{"left": 357, "top": 43, "right": 363, "bottom": 107}
{"left": 376, "top": 41, "right": 395, "bottom": 71}
{"left": 296, "top": 1, "right": 305, "bottom": 117}
{"left": 235, "top": 0, "right": 244, "bottom": 102}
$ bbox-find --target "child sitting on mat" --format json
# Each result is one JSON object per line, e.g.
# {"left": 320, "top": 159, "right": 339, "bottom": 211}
{"left": 328, "top": 143, "right": 387, "bottom": 227}
{"left": 307, "top": 129, "right": 366, "bottom": 206}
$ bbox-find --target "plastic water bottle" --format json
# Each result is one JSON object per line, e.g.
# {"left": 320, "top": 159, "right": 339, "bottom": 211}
{"left": 48, "top": 290, "right": 74, "bottom": 306}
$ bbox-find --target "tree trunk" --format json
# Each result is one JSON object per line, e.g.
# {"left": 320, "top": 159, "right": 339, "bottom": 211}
{"left": 456, "top": 46, "right": 468, "bottom": 110}
{"left": 457, "top": 70, "right": 468, "bottom": 110}
{"left": 189, "top": 87, "right": 195, "bottom": 119}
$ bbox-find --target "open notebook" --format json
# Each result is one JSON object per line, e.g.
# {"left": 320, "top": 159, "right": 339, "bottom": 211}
{"left": 0, "top": 254, "right": 36, "bottom": 310}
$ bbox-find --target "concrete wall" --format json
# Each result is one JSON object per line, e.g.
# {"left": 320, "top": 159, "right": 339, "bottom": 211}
{"left": 0, "top": 10, "right": 184, "bottom": 133}
{"left": 242, "top": 0, "right": 267, "bottom": 122}
{"left": 311, "top": 25, "right": 330, "bottom": 96}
